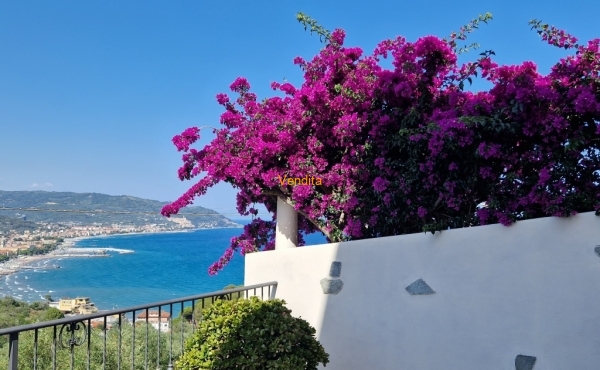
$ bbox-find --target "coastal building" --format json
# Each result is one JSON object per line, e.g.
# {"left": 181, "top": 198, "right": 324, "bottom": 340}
{"left": 58, "top": 297, "right": 98, "bottom": 314}
{"left": 90, "top": 314, "right": 122, "bottom": 330}
{"left": 168, "top": 216, "right": 194, "bottom": 228}
{"left": 135, "top": 310, "right": 170, "bottom": 331}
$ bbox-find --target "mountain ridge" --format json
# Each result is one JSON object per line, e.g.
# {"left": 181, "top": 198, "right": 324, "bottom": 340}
{"left": 0, "top": 190, "right": 238, "bottom": 228}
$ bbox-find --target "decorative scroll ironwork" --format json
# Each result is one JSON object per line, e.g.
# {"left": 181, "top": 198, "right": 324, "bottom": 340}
{"left": 215, "top": 293, "right": 231, "bottom": 301}
{"left": 59, "top": 321, "right": 87, "bottom": 349}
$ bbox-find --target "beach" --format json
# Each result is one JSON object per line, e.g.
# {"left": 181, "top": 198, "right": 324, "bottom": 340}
{"left": 0, "top": 226, "right": 323, "bottom": 306}
{"left": 0, "top": 227, "right": 240, "bottom": 280}
{"left": 0, "top": 228, "right": 249, "bottom": 308}
{"left": 0, "top": 235, "right": 124, "bottom": 302}
{"left": 0, "top": 226, "right": 217, "bottom": 277}
{"left": 0, "top": 228, "right": 207, "bottom": 278}
{"left": 0, "top": 236, "right": 92, "bottom": 278}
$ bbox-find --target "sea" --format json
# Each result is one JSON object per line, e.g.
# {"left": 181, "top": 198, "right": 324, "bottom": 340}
{"left": 0, "top": 221, "right": 327, "bottom": 310}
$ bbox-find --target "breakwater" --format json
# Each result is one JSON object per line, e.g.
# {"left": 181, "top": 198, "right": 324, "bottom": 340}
{"left": 58, "top": 247, "right": 135, "bottom": 256}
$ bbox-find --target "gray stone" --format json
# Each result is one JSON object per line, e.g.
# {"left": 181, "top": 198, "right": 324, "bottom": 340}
{"left": 320, "top": 278, "right": 343, "bottom": 294}
{"left": 405, "top": 279, "right": 435, "bottom": 295}
{"left": 595, "top": 245, "right": 600, "bottom": 257}
{"left": 515, "top": 355, "right": 536, "bottom": 370}
{"left": 329, "top": 261, "right": 342, "bottom": 277}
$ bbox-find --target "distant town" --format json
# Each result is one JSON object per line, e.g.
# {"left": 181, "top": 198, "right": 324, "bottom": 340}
{"left": 0, "top": 190, "right": 242, "bottom": 259}
{"left": 0, "top": 216, "right": 240, "bottom": 256}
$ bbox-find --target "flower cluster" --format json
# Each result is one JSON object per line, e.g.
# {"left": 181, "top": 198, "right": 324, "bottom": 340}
{"left": 163, "top": 16, "right": 600, "bottom": 275}
{"left": 207, "top": 219, "right": 275, "bottom": 275}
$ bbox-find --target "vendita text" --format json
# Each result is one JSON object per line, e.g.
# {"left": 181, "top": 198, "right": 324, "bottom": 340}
{"left": 277, "top": 175, "right": 323, "bottom": 186}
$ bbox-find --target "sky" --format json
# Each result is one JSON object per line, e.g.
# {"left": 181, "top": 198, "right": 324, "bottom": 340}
{"left": 1, "top": 0, "right": 598, "bottom": 219}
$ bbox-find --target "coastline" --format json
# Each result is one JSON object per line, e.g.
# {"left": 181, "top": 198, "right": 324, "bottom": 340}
{"left": 0, "top": 234, "right": 135, "bottom": 280}
{"left": 0, "top": 234, "right": 138, "bottom": 279}
{"left": 0, "top": 225, "right": 245, "bottom": 282}
{"left": 0, "top": 226, "right": 247, "bottom": 309}
{"left": 0, "top": 251, "right": 65, "bottom": 278}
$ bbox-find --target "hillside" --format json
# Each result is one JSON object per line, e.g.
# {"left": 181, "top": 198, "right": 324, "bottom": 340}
{"left": 0, "top": 191, "right": 239, "bottom": 228}
{"left": 0, "top": 215, "right": 39, "bottom": 234}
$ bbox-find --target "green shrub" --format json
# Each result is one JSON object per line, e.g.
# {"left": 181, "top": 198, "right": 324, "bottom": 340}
{"left": 40, "top": 307, "right": 64, "bottom": 321}
{"left": 176, "top": 297, "right": 329, "bottom": 370}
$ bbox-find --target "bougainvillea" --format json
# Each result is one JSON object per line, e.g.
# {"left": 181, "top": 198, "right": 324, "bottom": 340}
{"left": 162, "top": 13, "right": 600, "bottom": 275}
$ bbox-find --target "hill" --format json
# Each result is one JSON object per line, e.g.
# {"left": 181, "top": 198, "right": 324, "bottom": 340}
{"left": 0, "top": 215, "right": 39, "bottom": 234}
{"left": 0, "top": 191, "right": 238, "bottom": 228}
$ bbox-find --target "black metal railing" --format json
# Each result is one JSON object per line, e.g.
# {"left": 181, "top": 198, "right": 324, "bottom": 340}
{"left": 0, "top": 281, "right": 278, "bottom": 370}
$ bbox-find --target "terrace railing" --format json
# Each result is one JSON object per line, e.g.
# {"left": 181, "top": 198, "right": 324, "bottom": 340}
{"left": 0, "top": 281, "right": 278, "bottom": 370}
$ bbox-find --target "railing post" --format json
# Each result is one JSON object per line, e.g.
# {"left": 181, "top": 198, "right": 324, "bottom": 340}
{"left": 275, "top": 197, "right": 297, "bottom": 249}
{"left": 269, "top": 283, "right": 278, "bottom": 300}
{"left": 8, "top": 332, "right": 18, "bottom": 370}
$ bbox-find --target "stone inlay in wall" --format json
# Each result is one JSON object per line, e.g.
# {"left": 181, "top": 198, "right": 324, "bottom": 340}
{"left": 329, "top": 261, "right": 342, "bottom": 278}
{"left": 321, "top": 261, "right": 343, "bottom": 294}
{"left": 405, "top": 279, "right": 435, "bottom": 295}
{"left": 515, "top": 355, "right": 536, "bottom": 370}
{"left": 320, "top": 278, "right": 343, "bottom": 294}
{"left": 594, "top": 245, "right": 600, "bottom": 257}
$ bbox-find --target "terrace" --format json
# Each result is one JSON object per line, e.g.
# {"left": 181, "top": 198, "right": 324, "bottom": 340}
{"left": 1, "top": 210, "right": 600, "bottom": 369}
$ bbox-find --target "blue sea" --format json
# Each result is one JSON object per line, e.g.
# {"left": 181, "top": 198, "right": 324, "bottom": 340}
{"left": 1, "top": 222, "right": 327, "bottom": 310}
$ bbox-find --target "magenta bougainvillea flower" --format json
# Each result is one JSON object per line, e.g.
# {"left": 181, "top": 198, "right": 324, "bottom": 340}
{"left": 162, "top": 15, "right": 600, "bottom": 275}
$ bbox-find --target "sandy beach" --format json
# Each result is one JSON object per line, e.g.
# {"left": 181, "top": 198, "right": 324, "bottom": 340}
{"left": 0, "top": 231, "right": 176, "bottom": 279}
{"left": 0, "top": 236, "right": 88, "bottom": 278}
{"left": 0, "top": 235, "right": 124, "bottom": 302}
{"left": 0, "top": 226, "right": 237, "bottom": 280}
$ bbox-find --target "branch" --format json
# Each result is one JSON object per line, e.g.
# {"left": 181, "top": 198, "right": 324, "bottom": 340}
{"left": 263, "top": 189, "right": 332, "bottom": 240}
{"left": 296, "top": 12, "right": 332, "bottom": 44}
{"left": 198, "top": 125, "right": 220, "bottom": 131}
{"left": 444, "top": 12, "right": 493, "bottom": 54}
{"left": 433, "top": 196, "right": 443, "bottom": 209}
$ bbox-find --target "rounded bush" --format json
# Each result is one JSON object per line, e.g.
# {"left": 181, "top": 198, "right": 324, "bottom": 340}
{"left": 176, "top": 297, "right": 329, "bottom": 370}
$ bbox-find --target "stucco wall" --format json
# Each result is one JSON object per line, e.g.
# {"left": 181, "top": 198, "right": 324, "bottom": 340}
{"left": 245, "top": 212, "right": 600, "bottom": 370}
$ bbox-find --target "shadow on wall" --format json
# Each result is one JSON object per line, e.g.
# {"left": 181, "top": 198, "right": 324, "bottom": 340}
{"left": 275, "top": 198, "right": 297, "bottom": 248}
{"left": 252, "top": 212, "right": 600, "bottom": 370}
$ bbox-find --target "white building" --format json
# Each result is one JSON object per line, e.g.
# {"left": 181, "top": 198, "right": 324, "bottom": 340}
{"left": 135, "top": 310, "right": 170, "bottom": 331}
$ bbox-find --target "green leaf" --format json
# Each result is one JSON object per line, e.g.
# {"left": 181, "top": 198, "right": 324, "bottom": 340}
{"left": 178, "top": 297, "right": 329, "bottom": 369}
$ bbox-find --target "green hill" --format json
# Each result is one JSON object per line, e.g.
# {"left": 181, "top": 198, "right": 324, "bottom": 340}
{"left": 0, "top": 215, "right": 39, "bottom": 234}
{"left": 0, "top": 191, "right": 239, "bottom": 228}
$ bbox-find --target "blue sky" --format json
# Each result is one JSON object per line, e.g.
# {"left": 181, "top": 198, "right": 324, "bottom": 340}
{"left": 1, "top": 0, "right": 598, "bottom": 219}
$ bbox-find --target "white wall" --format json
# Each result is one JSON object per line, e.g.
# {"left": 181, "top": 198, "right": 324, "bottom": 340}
{"left": 245, "top": 212, "right": 600, "bottom": 370}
